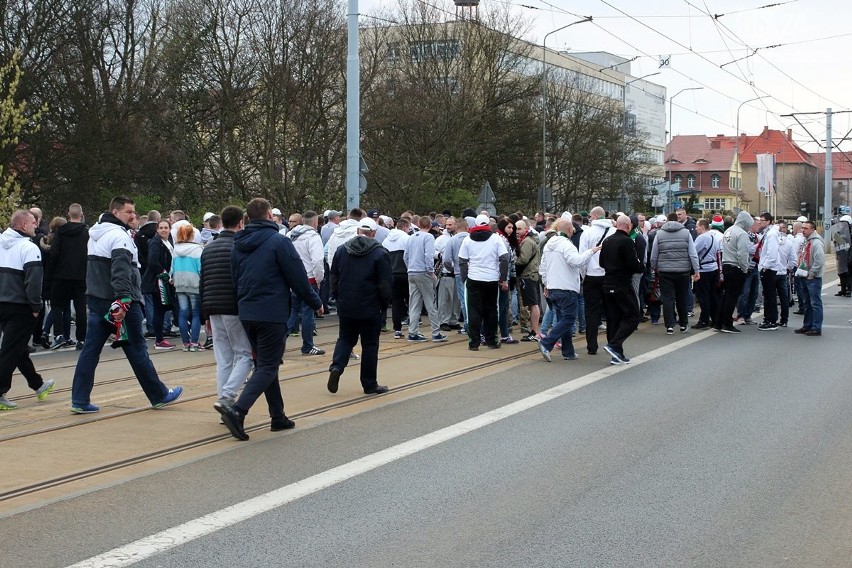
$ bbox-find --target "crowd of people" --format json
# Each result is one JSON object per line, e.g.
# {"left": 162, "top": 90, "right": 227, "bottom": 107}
{"left": 0, "top": 197, "right": 837, "bottom": 439}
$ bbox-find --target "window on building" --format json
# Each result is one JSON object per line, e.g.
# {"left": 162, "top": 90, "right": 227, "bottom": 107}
{"left": 674, "top": 174, "right": 682, "bottom": 188}
{"left": 711, "top": 174, "right": 721, "bottom": 188}
{"left": 687, "top": 174, "right": 696, "bottom": 188}
{"left": 704, "top": 198, "right": 726, "bottom": 211}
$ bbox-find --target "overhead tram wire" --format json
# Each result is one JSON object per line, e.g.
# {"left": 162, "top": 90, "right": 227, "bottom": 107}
{"left": 683, "top": 0, "right": 850, "bottom": 111}
{"left": 712, "top": 0, "right": 801, "bottom": 19}
{"left": 590, "top": 0, "right": 811, "bottom": 121}
{"left": 539, "top": 0, "right": 764, "bottom": 128}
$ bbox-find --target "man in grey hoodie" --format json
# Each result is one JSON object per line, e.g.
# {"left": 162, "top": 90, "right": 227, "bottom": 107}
{"left": 714, "top": 210, "right": 753, "bottom": 333}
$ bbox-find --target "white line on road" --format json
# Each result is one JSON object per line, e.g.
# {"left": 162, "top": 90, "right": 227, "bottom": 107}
{"left": 62, "top": 331, "right": 712, "bottom": 567}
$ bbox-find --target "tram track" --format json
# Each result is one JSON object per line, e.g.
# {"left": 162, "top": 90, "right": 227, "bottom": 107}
{"left": 0, "top": 343, "right": 538, "bottom": 503}
{"left": 0, "top": 334, "right": 499, "bottom": 440}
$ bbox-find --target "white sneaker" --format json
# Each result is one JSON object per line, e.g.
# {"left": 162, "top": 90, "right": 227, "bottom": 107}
{"left": 0, "top": 395, "right": 18, "bottom": 410}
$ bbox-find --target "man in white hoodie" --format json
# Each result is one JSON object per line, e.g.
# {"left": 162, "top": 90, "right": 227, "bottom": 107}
{"left": 0, "top": 210, "right": 55, "bottom": 410}
{"left": 538, "top": 218, "right": 600, "bottom": 362}
{"left": 288, "top": 210, "right": 326, "bottom": 355}
{"left": 577, "top": 206, "right": 614, "bottom": 355}
{"left": 326, "top": 209, "right": 363, "bottom": 269}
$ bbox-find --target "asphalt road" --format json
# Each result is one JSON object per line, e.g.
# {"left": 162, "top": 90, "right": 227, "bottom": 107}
{"left": 4, "top": 289, "right": 852, "bottom": 568}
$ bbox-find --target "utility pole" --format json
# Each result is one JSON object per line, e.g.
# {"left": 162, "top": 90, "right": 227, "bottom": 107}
{"left": 825, "top": 108, "right": 832, "bottom": 227}
{"left": 346, "top": 0, "right": 360, "bottom": 210}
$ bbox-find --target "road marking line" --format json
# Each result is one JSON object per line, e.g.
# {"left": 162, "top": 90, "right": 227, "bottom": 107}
{"left": 64, "top": 331, "right": 708, "bottom": 568}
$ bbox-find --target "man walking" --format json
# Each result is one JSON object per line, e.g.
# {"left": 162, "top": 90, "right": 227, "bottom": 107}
{"left": 327, "top": 218, "right": 393, "bottom": 395}
{"left": 538, "top": 219, "right": 600, "bottom": 362}
{"left": 599, "top": 215, "right": 644, "bottom": 365}
{"left": 0, "top": 210, "right": 55, "bottom": 410}
{"left": 215, "top": 198, "right": 322, "bottom": 441}
{"left": 71, "top": 197, "right": 183, "bottom": 414}
{"left": 578, "top": 206, "right": 613, "bottom": 354}
{"left": 435, "top": 217, "right": 461, "bottom": 332}
{"left": 382, "top": 217, "right": 411, "bottom": 339}
{"left": 200, "top": 206, "right": 253, "bottom": 409}
{"left": 514, "top": 220, "right": 542, "bottom": 342}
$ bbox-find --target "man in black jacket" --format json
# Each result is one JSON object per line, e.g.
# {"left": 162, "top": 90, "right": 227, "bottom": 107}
{"left": 50, "top": 203, "right": 88, "bottom": 349}
{"left": 327, "top": 218, "right": 393, "bottom": 395}
{"left": 134, "top": 210, "right": 160, "bottom": 336}
{"left": 215, "top": 198, "right": 322, "bottom": 441}
{"left": 599, "top": 215, "right": 644, "bottom": 365}
{"left": 200, "top": 206, "right": 252, "bottom": 408}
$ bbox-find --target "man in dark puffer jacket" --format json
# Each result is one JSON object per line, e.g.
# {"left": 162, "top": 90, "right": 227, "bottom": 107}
{"left": 200, "top": 206, "right": 252, "bottom": 406}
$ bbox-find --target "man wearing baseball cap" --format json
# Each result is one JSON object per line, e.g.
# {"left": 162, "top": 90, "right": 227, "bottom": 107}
{"left": 327, "top": 217, "right": 392, "bottom": 395}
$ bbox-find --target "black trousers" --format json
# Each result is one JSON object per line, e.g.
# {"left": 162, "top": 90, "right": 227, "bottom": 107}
{"left": 235, "top": 322, "right": 287, "bottom": 420}
{"left": 331, "top": 314, "right": 382, "bottom": 391}
{"left": 390, "top": 274, "right": 409, "bottom": 332}
{"left": 693, "top": 270, "right": 720, "bottom": 325}
{"left": 465, "top": 279, "right": 499, "bottom": 348}
{"left": 715, "top": 265, "right": 746, "bottom": 329}
{"left": 582, "top": 275, "right": 605, "bottom": 352}
{"left": 50, "top": 278, "right": 88, "bottom": 342}
{"left": 0, "top": 303, "right": 45, "bottom": 395}
{"left": 659, "top": 272, "right": 691, "bottom": 328}
{"left": 602, "top": 285, "right": 640, "bottom": 356}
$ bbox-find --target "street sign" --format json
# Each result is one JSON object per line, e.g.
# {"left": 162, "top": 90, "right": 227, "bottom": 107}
{"left": 477, "top": 181, "right": 495, "bottom": 205}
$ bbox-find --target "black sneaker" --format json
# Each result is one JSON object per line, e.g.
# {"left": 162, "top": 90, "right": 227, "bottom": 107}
{"left": 757, "top": 322, "right": 778, "bottom": 331}
{"left": 271, "top": 417, "right": 296, "bottom": 431}
{"left": 666, "top": 327, "right": 674, "bottom": 335}
{"left": 203, "top": 337, "right": 214, "bottom": 349}
{"left": 692, "top": 321, "right": 710, "bottom": 330}
{"left": 327, "top": 367, "right": 342, "bottom": 393}
{"left": 720, "top": 326, "right": 742, "bottom": 334}
{"left": 214, "top": 401, "right": 248, "bottom": 441}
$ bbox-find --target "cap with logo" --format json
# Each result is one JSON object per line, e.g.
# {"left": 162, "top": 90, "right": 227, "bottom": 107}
{"left": 367, "top": 208, "right": 379, "bottom": 218}
{"left": 475, "top": 214, "right": 490, "bottom": 227}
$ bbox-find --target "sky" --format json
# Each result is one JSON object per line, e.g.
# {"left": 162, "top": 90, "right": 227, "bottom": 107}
{"left": 358, "top": 0, "right": 852, "bottom": 153}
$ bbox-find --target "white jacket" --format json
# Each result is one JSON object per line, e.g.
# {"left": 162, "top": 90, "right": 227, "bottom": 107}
{"left": 539, "top": 234, "right": 595, "bottom": 292}
{"left": 289, "top": 224, "right": 324, "bottom": 283}
{"left": 577, "top": 219, "right": 614, "bottom": 277}
{"left": 325, "top": 219, "right": 359, "bottom": 267}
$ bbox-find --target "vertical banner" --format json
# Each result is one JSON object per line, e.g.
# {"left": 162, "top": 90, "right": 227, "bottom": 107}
{"left": 756, "top": 153, "right": 776, "bottom": 196}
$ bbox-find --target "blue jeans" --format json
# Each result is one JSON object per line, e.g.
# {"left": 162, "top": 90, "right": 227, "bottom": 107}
{"left": 454, "top": 274, "right": 466, "bottom": 325}
{"left": 143, "top": 293, "right": 155, "bottom": 334}
{"left": 798, "top": 276, "right": 823, "bottom": 331}
{"left": 541, "top": 296, "right": 558, "bottom": 333}
{"left": 177, "top": 292, "right": 201, "bottom": 344}
{"left": 287, "top": 284, "right": 318, "bottom": 353}
{"left": 71, "top": 297, "right": 169, "bottom": 406}
{"left": 539, "top": 289, "right": 578, "bottom": 358}
{"left": 737, "top": 267, "right": 760, "bottom": 319}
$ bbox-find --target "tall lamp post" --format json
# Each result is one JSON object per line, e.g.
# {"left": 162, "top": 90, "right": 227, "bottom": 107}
{"left": 620, "top": 72, "right": 660, "bottom": 212}
{"left": 667, "top": 87, "right": 703, "bottom": 212}
{"left": 541, "top": 17, "right": 591, "bottom": 207}
{"left": 735, "top": 95, "right": 771, "bottom": 212}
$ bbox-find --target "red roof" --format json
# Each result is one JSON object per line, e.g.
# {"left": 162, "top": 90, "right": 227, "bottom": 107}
{"left": 666, "top": 135, "right": 736, "bottom": 172}
{"left": 735, "top": 127, "right": 813, "bottom": 165}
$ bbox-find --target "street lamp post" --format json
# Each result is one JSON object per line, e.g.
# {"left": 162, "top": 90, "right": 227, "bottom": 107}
{"left": 620, "top": 72, "right": 660, "bottom": 212}
{"left": 667, "top": 87, "right": 703, "bottom": 213}
{"left": 735, "top": 95, "right": 771, "bottom": 212}
{"left": 542, "top": 17, "right": 591, "bottom": 208}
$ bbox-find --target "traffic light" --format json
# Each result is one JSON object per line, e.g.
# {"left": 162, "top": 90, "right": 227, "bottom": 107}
{"left": 800, "top": 201, "right": 809, "bottom": 213}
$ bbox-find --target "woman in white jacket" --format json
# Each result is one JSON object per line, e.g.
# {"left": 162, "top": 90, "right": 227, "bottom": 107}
{"left": 171, "top": 224, "right": 203, "bottom": 351}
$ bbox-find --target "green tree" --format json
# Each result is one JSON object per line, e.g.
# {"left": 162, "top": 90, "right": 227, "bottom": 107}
{"left": 0, "top": 50, "right": 44, "bottom": 222}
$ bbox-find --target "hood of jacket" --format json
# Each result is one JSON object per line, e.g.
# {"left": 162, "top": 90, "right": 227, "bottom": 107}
{"left": 234, "top": 219, "right": 280, "bottom": 253}
{"left": 89, "top": 214, "right": 129, "bottom": 242}
{"left": 173, "top": 241, "right": 203, "bottom": 258}
{"left": 288, "top": 224, "right": 317, "bottom": 241}
{"left": 344, "top": 235, "right": 383, "bottom": 256}
{"left": 734, "top": 210, "right": 753, "bottom": 231}
{"left": 332, "top": 219, "right": 359, "bottom": 238}
{"left": 58, "top": 221, "right": 88, "bottom": 238}
{"left": 384, "top": 228, "right": 408, "bottom": 244}
{"left": 661, "top": 220, "right": 686, "bottom": 233}
{"left": 0, "top": 227, "right": 31, "bottom": 250}
{"left": 469, "top": 225, "right": 493, "bottom": 242}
